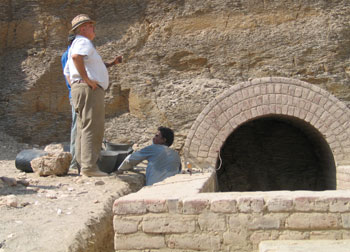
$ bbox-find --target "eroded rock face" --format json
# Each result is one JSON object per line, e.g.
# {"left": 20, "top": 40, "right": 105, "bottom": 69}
{"left": 1, "top": 0, "right": 350, "bottom": 150}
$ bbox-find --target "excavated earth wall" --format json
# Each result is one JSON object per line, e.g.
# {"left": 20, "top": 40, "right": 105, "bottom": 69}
{"left": 1, "top": 0, "right": 350, "bottom": 151}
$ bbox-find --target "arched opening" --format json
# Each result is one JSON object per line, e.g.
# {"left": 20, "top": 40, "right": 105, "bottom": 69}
{"left": 185, "top": 77, "right": 350, "bottom": 190}
{"left": 216, "top": 115, "right": 336, "bottom": 192}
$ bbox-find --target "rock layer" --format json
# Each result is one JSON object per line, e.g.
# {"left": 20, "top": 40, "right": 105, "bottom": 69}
{"left": 1, "top": 0, "right": 350, "bottom": 151}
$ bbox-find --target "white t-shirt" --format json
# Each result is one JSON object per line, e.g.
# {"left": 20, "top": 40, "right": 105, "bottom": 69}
{"left": 64, "top": 35, "right": 109, "bottom": 90}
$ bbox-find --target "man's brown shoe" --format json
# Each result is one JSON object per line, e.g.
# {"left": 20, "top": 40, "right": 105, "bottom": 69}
{"left": 81, "top": 170, "right": 109, "bottom": 177}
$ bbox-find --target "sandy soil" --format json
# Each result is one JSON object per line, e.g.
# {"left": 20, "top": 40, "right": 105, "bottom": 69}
{"left": 0, "top": 132, "right": 145, "bottom": 252}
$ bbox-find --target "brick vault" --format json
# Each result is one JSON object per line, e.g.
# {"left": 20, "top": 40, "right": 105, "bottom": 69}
{"left": 184, "top": 77, "right": 350, "bottom": 190}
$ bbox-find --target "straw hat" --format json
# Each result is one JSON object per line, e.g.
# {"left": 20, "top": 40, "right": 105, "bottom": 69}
{"left": 70, "top": 14, "right": 95, "bottom": 32}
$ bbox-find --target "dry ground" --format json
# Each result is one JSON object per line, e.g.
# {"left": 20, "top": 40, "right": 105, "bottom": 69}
{"left": 0, "top": 132, "right": 145, "bottom": 252}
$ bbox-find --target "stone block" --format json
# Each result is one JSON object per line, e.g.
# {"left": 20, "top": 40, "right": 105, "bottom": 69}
{"left": 210, "top": 198, "right": 238, "bottom": 213}
{"left": 267, "top": 84, "right": 274, "bottom": 94}
{"left": 343, "top": 230, "right": 350, "bottom": 239}
{"left": 197, "top": 150, "right": 208, "bottom": 158}
{"left": 342, "top": 213, "right": 350, "bottom": 228}
{"left": 267, "top": 197, "right": 293, "bottom": 212}
{"left": 259, "top": 240, "right": 350, "bottom": 252}
{"left": 278, "top": 230, "right": 309, "bottom": 240}
{"left": 263, "top": 94, "right": 269, "bottom": 104}
{"left": 228, "top": 214, "right": 250, "bottom": 231}
{"left": 281, "top": 85, "right": 289, "bottom": 94}
{"left": 254, "top": 85, "right": 261, "bottom": 96}
{"left": 274, "top": 83, "right": 282, "bottom": 93}
{"left": 248, "top": 86, "right": 255, "bottom": 97}
{"left": 243, "top": 109, "right": 253, "bottom": 120}
{"left": 248, "top": 214, "right": 282, "bottom": 230}
{"left": 167, "top": 234, "right": 221, "bottom": 250}
{"left": 182, "top": 198, "right": 209, "bottom": 214}
{"left": 286, "top": 213, "right": 340, "bottom": 230}
{"left": 167, "top": 199, "right": 180, "bottom": 213}
{"left": 223, "top": 230, "right": 249, "bottom": 247}
{"left": 114, "top": 233, "right": 165, "bottom": 250}
{"left": 238, "top": 196, "right": 265, "bottom": 213}
{"left": 250, "top": 230, "right": 279, "bottom": 248}
{"left": 309, "top": 230, "right": 342, "bottom": 240}
{"left": 113, "top": 216, "right": 140, "bottom": 234}
{"left": 295, "top": 87, "right": 302, "bottom": 97}
{"left": 288, "top": 85, "right": 296, "bottom": 96}
{"left": 142, "top": 215, "right": 196, "bottom": 233}
{"left": 220, "top": 97, "right": 234, "bottom": 111}
{"left": 329, "top": 197, "right": 350, "bottom": 213}
{"left": 113, "top": 199, "right": 147, "bottom": 215}
{"left": 242, "top": 88, "right": 249, "bottom": 98}
{"left": 281, "top": 104, "right": 288, "bottom": 114}
{"left": 294, "top": 196, "right": 329, "bottom": 212}
{"left": 261, "top": 84, "right": 267, "bottom": 94}
{"left": 144, "top": 199, "right": 167, "bottom": 213}
{"left": 198, "top": 212, "right": 226, "bottom": 231}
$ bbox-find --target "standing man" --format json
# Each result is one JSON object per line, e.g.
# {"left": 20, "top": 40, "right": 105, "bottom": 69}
{"left": 117, "top": 127, "right": 182, "bottom": 185}
{"left": 64, "top": 14, "right": 122, "bottom": 177}
{"left": 61, "top": 33, "right": 80, "bottom": 173}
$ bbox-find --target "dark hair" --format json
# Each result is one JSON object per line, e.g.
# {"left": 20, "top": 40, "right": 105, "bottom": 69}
{"left": 158, "top": 126, "right": 174, "bottom": 147}
{"left": 68, "top": 33, "right": 76, "bottom": 45}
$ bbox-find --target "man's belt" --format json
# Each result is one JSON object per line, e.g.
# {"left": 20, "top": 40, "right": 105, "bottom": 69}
{"left": 72, "top": 79, "right": 84, "bottom": 84}
{"left": 72, "top": 79, "right": 103, "bottom": 90}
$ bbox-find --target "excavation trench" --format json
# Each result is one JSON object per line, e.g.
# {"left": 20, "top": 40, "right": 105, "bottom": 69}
{"left": 67, "top": 173, "right": 145, "bottom": 252}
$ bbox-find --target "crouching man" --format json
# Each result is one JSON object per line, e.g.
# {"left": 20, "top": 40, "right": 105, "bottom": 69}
{"left": 117, "top": 127, "right": 181, "bottom": 185}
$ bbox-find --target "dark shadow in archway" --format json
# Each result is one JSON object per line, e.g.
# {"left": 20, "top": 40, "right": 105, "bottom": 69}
{"left": 216, "top": 115, "right": 336, "bottom": 192}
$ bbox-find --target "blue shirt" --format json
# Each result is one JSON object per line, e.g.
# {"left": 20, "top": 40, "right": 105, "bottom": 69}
{"left": 118, "top": 144, "right": 181, "bottom": 186}
{"left": 61, "top": 45, "right": 71, "bottom": 99}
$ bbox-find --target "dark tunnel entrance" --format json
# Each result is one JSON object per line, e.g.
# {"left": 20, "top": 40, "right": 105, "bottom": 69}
{"left": 216, "top": 115, "right": 336, "bottom": 192}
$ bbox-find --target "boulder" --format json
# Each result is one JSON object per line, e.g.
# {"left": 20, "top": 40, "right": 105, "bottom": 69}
{"left": 44, "top": 143, "right": 65, "bottom": 153}
{"left": 31, "top": 152, "right": 72, "bottom": 176}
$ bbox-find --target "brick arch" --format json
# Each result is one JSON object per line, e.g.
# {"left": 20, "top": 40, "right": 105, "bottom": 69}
{"left": 184, "top": 77, "right": 350, "bottom": 187}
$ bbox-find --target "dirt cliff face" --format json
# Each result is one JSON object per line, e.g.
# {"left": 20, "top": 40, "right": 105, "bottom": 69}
{"left": 1, "top": 0, "right": 350, "bottom": 151}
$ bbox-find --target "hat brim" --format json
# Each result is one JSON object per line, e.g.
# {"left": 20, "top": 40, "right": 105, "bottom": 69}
{"left": 70, "top": 20, "right": 96, "bottom": 32}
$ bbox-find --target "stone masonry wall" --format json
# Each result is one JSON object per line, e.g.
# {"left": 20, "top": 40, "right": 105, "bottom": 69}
{"left": 113, "top": 172, "right": 350, "bottom": 252}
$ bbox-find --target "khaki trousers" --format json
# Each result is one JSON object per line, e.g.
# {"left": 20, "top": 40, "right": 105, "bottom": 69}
{"left": 71, "top": 82, "right": 105, "bottom": 172}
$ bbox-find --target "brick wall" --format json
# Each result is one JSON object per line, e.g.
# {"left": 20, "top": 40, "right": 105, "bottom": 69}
{"left": 184, "top": 77, "right": 350, "bottom": 189}
{"left": 113, "top": 171, "right": 350, "bottom": 251}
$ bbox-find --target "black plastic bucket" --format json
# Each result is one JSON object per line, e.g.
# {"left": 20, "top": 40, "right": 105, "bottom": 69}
{"left": 105, "top": 142, "right": 134, "bottom": 152}
{"left": 115, "top": 151, "right": 130, "bottom": 170}
{"left": 15, "top": 149, "right": 49, "bottom": 173}
{"left": 97, "top": 150, "right": 120, "bottom": 173}
{"left": 103, "top": 142, "right": 133, "bottom": 171}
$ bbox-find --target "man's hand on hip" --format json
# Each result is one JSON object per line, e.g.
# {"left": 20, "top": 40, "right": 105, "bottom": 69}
{"left": 86, "top": 79, "right": 99, "bottom": 90}
{"left": 72, "top": 54, "right": 99, "bottom": 90}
